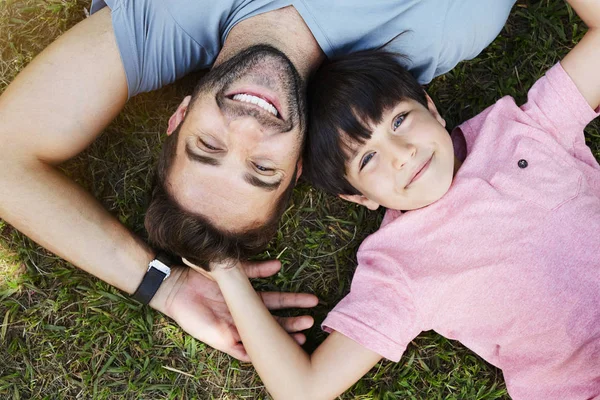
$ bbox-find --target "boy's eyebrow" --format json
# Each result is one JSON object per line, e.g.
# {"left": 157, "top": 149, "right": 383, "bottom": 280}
{"left": 347, "top": 146, "right": 360, "bottom": 161}
{"left": 344, "top": 141, "right": 363, "bottom": 164}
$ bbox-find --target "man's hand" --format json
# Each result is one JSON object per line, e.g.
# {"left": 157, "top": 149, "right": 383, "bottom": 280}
{"left": 153, "top": 261, "right": 319, "bottom": 361}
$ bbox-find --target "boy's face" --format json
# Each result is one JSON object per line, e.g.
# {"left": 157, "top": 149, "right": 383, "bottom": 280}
{"left": 342, "top": 96, "right": 457, "bottom": 211}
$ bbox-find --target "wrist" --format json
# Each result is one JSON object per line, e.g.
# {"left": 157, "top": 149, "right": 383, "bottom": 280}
{"left": 130, "top": 252, "right": 177, "bottom": 308}
{"left": 212, "top": 260, "right": 244, "bottom": 282}
{"left": 148, "top": 265, "right": 185, "bottom": 316}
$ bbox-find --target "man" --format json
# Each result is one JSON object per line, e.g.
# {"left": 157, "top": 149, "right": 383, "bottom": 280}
{"left": 0, "top": 0, "right": 516, "bottom": 360}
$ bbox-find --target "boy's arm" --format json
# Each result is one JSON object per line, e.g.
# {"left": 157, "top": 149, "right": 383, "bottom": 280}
{"left": 561, "top": 0, "right": 600, "bottom": 109}
{"left": 213, "top": 261, "right": 383, "bottom": 400}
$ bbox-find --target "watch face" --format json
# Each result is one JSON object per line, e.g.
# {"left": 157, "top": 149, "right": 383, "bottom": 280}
{"left": 149, "top": 259, "right": 171, "bottom": 279}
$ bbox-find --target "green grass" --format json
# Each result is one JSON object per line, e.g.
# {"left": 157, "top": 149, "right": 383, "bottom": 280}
{"left": 1, "top": 0, "right": 598, "bottom": 398}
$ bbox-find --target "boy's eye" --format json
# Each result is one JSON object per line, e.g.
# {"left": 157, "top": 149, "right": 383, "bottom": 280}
{"left": 360, "top": 152, "right": 375, "bottom": 171}
{"left": 392, "top": 112, "right": 409, "bottom": 131}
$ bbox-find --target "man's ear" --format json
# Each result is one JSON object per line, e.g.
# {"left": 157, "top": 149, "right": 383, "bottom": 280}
{"left": 167, "top": 95, "right": 192, "bottom": 136}
{"left": 339, "top": 194, "right": 380, "bottom": 210}
{"left": 425, "top": 93, "right": 446, "bottom": 128}
{"left": 295, "top": 158, "right": 303, "bottom": 182}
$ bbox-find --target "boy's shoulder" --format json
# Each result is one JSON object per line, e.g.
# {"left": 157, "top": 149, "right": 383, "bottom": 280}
{"left": 456, "top": 95, "right": 520, "bottom": 142}
{"left": 357, "top": 202, "right": 447, "bottom": 263}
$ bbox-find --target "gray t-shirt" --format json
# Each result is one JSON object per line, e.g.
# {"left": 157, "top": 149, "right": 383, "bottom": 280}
{"left": 91, "top": 0, "right": 516, "bottom": 97}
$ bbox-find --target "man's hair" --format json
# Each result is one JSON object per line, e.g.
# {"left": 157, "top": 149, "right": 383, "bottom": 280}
{"left": 304, "top": 49, "right": 427, "bottom": 196}
{"left": 144, "top": 123, "right": 297, "bottom": 271}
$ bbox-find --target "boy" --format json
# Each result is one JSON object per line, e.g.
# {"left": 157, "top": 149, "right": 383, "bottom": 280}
{"left": 191, "top": 0, "right": 600, "bottom": 398}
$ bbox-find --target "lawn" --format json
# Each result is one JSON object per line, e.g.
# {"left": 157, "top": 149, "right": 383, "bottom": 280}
{"left": 1, "top": 0, "right": 598, "bottom": 399}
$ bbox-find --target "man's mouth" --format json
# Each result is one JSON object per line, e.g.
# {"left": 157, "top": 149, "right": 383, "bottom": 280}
{"left": 406, "top": 154, "right": 433, "bottom": 187}
{"left": 227, "top": 90, "right": 283, "bottom": 120}
{"left": 232, "top": 93, "right": 278, "bottom": 117}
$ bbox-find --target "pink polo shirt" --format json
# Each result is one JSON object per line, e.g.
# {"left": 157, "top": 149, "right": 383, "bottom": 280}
{"left": 322, "top": 63, "right": 600, "bottom": 399}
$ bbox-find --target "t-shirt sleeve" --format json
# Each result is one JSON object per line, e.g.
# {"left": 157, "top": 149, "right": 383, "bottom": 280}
{"left": 521, "top": 63, "right": 600, "bottom": 151}
{"left": 322, "top": 250, "right": 420, "bottom": 362}
{"left": 91, "top": 0, "right": 210, "bottom": 98}
{"left": 435, "top": 0, "right": 516, "bottom": 77}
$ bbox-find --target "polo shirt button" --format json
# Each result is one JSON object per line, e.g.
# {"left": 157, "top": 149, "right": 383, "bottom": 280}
{"left": 518, "top": 159, "right": 528, "bottom": 169}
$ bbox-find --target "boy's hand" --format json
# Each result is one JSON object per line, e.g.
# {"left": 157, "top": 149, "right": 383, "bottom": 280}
{"left": 561, "top": 0, "right": 600, "bottom": 109}
{"left": 153, "top": 260, "right": 318, "bottom": 361}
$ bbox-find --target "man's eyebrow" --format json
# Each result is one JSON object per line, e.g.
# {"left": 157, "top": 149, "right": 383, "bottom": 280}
{"left": 244, "top": 173, "right": 281, "bottom": 192}
{"left": 185, "top": 143, "right": 221, "bottom": 166}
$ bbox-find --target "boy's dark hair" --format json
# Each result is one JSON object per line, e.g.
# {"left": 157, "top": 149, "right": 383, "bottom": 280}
{"left": 144, "top": 124, "right": 297, "bottom": 271}
{"left": 305, "top": 49, "right": 427, "bottom": 195}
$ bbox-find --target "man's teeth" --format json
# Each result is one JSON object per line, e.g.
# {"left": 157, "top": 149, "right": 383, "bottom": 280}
{"left": 232, "top": 94, "right": 278, "bottom": 117}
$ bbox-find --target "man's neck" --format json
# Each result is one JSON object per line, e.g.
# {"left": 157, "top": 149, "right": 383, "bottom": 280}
{"left": 214, "top": 6, "right": 325, "bottom": 80}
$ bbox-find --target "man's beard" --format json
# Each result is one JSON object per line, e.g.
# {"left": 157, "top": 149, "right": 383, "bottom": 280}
{"left": 190, "top": 44, "right": 306, "bottom": 135}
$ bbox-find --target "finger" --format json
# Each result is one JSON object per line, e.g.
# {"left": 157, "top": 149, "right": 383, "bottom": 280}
{"left": 223, "top": 342, "right": 251, "bottom": 362}
{"left": 260, "top": 291, "right": 319, "bottom": 310}
{"left": 274, "top": 315, "right": 315, "bottom": 332}
{"left": 201, "top": 326, "right": 251, "bottom": 362}
{"left": 243, "top": 259, "right": 282, "bottom": 278}
{"left": 229, "top": 336, "right": 304, "bottom": 360}
{"left": 291, "top": 332, "right": 307, "bottom": 346}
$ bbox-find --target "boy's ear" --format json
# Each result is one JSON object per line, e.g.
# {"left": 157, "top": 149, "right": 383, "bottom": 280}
{"left": 425, "top": 93, "right": 446, "bottom": 128}
{"left": 167, "top": 95, "right": 192, "bottom": 135}
{"left": 339, "top": 194, "right": 380, "bottom": 210}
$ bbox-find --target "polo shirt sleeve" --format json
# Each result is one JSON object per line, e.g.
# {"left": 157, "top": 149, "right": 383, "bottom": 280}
{"left": 322, "top": 250, "right": 420, "bottom": 362}
{"left": 521, "top": 63, "right": 600, "bottom": 152}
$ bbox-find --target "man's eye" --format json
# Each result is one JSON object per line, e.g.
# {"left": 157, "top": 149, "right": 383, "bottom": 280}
{"left": 360, "top": 152, "right": 375, "bottom": 170}
{"left": 253, "top": 162, "right": 275, "bottom": 174}
{"left": 199, "top": 138, "right": 220, "bottom": 151}
{"left": 393, "top": 112, "right": 408, "bottom": 130}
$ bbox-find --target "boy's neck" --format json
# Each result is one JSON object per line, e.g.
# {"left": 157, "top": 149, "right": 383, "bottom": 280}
{"left": 453, "top": 156, "right": 463, "bottom": 177}
{"left": 214, "top": 6, "right": 326, "bottom": 80}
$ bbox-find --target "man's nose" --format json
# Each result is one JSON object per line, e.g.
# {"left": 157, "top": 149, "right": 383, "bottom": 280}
{"left": 391, "top": 142, "right": 416, "bottom": 170}
{"left": 228, "top": 117, "right": 265, "bottom": 145}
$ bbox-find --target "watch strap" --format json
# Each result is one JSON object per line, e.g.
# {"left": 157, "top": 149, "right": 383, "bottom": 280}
{"left": 132, "top": 253, "right": 172, "bottom": 305}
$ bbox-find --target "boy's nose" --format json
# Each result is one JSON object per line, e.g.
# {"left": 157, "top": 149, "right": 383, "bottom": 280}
{"left": 392, "top": 143, "right": 416, "bottom": 170}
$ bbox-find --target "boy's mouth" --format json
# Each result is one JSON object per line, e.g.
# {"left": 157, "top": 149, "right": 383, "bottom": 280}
{"left": 406, "top": 154, "right": 433, "bottom": 187}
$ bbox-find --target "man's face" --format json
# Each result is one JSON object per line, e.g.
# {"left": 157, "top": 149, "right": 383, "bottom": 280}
{"left": 167, "top": 46, "right": 305, "bottom": 232}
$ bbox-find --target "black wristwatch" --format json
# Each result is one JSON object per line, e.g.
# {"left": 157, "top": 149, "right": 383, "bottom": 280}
{"left": 132, "top": 252, "right": 173, "bottom": 305}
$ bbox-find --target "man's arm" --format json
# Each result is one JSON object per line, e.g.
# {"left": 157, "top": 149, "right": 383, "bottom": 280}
{"left": 0, "top": 8, "right": 150, "bottom": 293}
{"left": 561, "top": 0, "right": 600, "bottom": 110}
{"left": 0, "top": 8, "right": 318, "bottom": 359}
